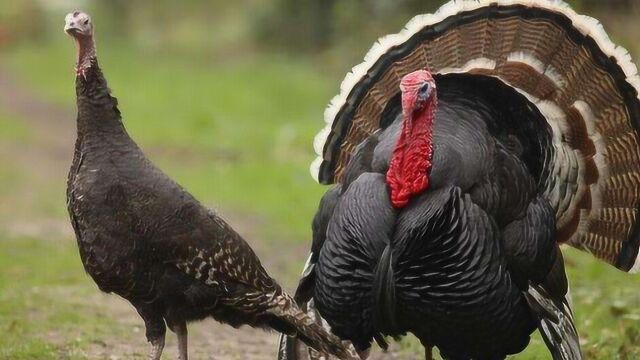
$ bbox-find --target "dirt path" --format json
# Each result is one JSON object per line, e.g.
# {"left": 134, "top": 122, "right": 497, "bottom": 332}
{"left": 0, "top": 69, "right": 409, "bottom": 359}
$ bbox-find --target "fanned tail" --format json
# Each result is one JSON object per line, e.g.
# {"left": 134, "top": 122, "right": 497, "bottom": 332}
{"left": 312, "top": 0, "right": 640, "bottom": 272}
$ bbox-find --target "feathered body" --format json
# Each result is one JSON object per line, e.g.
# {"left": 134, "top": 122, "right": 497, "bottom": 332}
{"left": 280, "top": 1, "right": 640, "bottom": 359}
{"left": 68, "top": 63, "right": 277, "bottom": 328}
{"left": 67, "top": 63, "right": 283, "bottom": 330}
{"left": 64, "top": 11, "right": 357, "bottom": 360}
{"left": 313, "top": 76, "right": 563, "bottom": 359}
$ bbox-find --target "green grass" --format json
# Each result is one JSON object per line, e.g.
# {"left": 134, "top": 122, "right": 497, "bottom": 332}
{"left": 3, "top": 39, "right": 334, "bottom": 240}
{"left": 510, "top": 247, "right": 640, "bottom": 359}
{"left": 0, "top": 40, "right": 339, "bottom": 357}
{"left": 0, "top": 39, "right": 338, "bottom": 357}
{"left": 0, "top": 236, "right": 122, "bottom": 360}
{"left": 0, "top": 112, "right": 30, "bottom": 143}
{"left": 0, "top": 113, "right": 31, "bottom": 205}
{"left": 2, "top": 236, "right": 639, "bottom": 359}
{"left": 0, "top": 111, "right": 66, "bottom": 220}
{"left": 564, "top": 248, "right": 640, "bottom": 359}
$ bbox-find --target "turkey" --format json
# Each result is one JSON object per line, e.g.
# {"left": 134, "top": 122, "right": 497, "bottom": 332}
{"left": 63, "top": 11, "right": 359, "bottom": 360}
{"left": 278, "top": 0, "right": 640, "bottom": 359}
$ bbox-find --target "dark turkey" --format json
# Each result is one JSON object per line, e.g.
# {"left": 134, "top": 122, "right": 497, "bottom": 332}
{"left": 278, "top": 1, "right": 640, "bottom": 359}
{"left": 63, "top": 11, "right": 358, "bottom": 360}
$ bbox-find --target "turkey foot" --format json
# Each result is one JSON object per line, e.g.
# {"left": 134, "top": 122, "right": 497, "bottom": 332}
{"left": 147, "top": 336, "right": 165, "bottom": 360}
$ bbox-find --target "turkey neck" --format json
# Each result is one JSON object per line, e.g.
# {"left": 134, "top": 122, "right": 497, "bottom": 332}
{"left": 73, "top": 36, "right": 126, "bottom": 140}
{"left": 386, "top": 96, "right": 437, "bottom": 208}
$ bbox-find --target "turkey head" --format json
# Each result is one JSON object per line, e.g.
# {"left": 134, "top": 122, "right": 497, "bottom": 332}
{"left": 386, "top": 70, "right": 438, "bottom": 209}
{"left": 64, "top": 11, "right": 95, "bottom": 79}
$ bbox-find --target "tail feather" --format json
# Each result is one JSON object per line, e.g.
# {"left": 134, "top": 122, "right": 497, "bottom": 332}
{"left": 277, "top": 333, "right": 304, "bottom": 360}
{"left": 525, "top": 284, "right": 582, "bottom": 360}
{"left": 268, "top": 293, "right": 359, "bottom": 360}
{"left": 278, "top": 299, "right": 334, "bottom": 360}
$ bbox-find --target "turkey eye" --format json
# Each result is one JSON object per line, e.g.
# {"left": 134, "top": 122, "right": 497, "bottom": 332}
{"left": 84, "top": 19, "right": 89, "bottom": 25}
{"left": 419, "top": 83, "right": 430, "bottom": 95}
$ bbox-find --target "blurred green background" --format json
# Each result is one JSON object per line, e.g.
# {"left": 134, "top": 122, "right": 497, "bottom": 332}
{"left": 1, "top": 0, "right": 640, "bottom": 359}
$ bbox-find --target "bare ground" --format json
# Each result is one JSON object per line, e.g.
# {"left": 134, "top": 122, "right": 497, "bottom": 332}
{"left": 0, "top": 69, "right": 409, "bottom": 359}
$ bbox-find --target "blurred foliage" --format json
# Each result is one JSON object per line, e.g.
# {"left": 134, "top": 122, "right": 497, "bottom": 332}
{"left": 3, "top": 0, "right": 639, "bottom": 59}
{"left": 0, "top": 0, "right": 46, "bottom": 47}
{"left": 0, "top": 112, "right": 30, "bottom": 143}
{"left": 578, "top": 0, "right": 638, "bottom": 9}
{"left": 253, "top": 0, "right": 639, "bottom": 55}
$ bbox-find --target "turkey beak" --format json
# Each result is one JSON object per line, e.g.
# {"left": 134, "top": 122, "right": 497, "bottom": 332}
{"left": 417, "top": 86, "right": 432, "bottom": 104}
{"left": 64, "top": 13, "right": 81, "bottom": 35}
{"left": 413, "top": 94, "right": 427, "bottom": 113}
{"left": 65, "top": 26, "right": 80, "bottom": 36}
{"left": 413, "top": 82, "right": 432, "bottom": 113}
{"left": 64, "top": 23, "right": 78, "bottom": 35}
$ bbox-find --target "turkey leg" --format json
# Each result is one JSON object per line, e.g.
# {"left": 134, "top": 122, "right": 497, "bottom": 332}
{"left": 425, "top": 346, "right": 433, "bottom": 360}
{"left": 136, "top": 305, "right": 166, "bottom": 360}
{"left": 175, "top": 321, "right": 188, "bottom": 360}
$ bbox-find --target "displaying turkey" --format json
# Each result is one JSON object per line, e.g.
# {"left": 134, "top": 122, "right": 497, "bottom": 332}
{"left": 63, "top": 11, "right": 359, "bottom": 360}
{"left": 278, "top": 0, "right": 640, "bottom": 359}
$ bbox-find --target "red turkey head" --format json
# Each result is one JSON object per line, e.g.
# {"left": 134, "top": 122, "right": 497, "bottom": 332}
{"left": 386, "top": 69, "right": 438, "bottom": 209}
{"left": 400, "top": 70, "right": 436, "bottom": 116}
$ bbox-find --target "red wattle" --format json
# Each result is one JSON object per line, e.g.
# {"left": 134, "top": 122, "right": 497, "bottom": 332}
{"left": 386, "top": 100, "right": 435, "bottom": 209}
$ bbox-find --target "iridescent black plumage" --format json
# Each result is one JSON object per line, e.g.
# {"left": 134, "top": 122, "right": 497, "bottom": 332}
{"left": 281, "top": 76, "right": 580, "bottom": 360}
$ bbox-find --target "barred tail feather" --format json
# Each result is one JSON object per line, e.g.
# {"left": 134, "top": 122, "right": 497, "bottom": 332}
{"left": 268, "top": 294, "right": 359, "bottom": 360}
{"left": 278, "top": 299, "right": 334, "bottom": 360}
